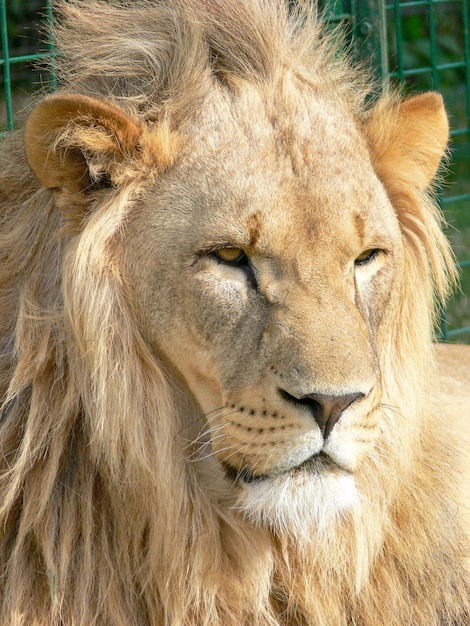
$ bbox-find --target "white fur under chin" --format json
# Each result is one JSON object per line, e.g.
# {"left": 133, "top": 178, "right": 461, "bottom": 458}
{"left": 235, "top": 468, "right": 359, "bottom": 540}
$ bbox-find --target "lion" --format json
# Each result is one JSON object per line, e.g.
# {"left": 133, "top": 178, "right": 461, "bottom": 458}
{"left": 0, "top": 0, "right": 469, "bottom": 624}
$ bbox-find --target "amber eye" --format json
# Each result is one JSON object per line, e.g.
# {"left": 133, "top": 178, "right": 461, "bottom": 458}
{"left": 355, "top": 249, "right": 379, "bottom": 266}
{"left": 214, "top": 247, "right": 246, "bottom": 264}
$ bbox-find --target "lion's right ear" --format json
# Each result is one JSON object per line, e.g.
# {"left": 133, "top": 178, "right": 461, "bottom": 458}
{"left": 25, "top": 93, "right": 142, "bottom": 194}
{"left": 365, "top": 92, "right": 449, "bottom": 193}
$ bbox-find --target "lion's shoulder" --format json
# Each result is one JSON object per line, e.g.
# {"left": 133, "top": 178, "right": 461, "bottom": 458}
{"left": 435, "top": 342, "right": 470, "bottom": 543}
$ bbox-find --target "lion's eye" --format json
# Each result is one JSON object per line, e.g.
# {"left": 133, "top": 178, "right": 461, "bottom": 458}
{"left": 355, "top": 249, "right": 380, "bottom": 266}
{"left": 214, "top": 247, "right": 246, "bottom": 264}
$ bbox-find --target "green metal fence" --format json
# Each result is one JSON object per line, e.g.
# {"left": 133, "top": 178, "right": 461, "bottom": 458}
{"left": 0, "top": 0, "right": 54, "bottom": 132}
{"left": 1, "top": 0, "right": 470, "bottom": 340}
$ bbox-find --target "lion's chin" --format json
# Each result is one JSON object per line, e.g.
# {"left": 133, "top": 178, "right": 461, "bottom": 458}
{"left": 230, "top": 457, "right": 359, "bottom": 538}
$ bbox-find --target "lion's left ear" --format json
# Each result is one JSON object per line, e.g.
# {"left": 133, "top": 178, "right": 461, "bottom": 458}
{"left": 365, "top": 92, "right": 449, "bottom": 192}
{"left": 25, "top": 93, "right": 143, "bottom": 194}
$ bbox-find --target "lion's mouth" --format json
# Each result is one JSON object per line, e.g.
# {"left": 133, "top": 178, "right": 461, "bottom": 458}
{"left": 224, "top": 451, "right": 341, "bottom": 485}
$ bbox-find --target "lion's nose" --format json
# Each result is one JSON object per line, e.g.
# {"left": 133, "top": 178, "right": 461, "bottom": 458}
{"left": 280, "top": 390, "right": 364, "bottom": 439}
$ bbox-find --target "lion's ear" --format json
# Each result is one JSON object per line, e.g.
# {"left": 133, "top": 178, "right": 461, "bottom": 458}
{"left": 25, "top": 93, "right": 142, "bottom": 193}
{"left": 366, "top": 92, "right": 449, "bottom": 191}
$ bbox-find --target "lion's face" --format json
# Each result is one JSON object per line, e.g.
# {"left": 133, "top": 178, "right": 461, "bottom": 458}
{"left": 25, "top": 74, "right": 447, "bottom": 536}
{"left": 124, "top": 84, "right": 403, "bottom": 532}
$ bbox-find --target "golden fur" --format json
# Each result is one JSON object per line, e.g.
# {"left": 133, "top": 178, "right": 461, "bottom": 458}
{"left": 0, "top": 1, "right": 469, "bottom": 624}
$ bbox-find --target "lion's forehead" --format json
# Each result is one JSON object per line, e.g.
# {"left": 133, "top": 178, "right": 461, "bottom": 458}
{"left": 177, "top": 83, "right": 398, "bottom": 243}
{"left": 188, "top": 86, "right": 363, "bottom": 177}
{"left": 193, "top": 79, "right": 357, "bottom": 143}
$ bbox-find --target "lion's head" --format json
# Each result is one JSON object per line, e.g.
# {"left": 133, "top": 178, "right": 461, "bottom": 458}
{"left": 1, "top": 1, "right": 468, "bottom": 624}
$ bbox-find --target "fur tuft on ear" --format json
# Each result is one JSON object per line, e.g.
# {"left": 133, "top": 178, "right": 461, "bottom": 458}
{"left": 365, "top": 92, "right": 449, "bottom": 193}
{"left": 25, "top": 94, "right": 143, "bottom": 193}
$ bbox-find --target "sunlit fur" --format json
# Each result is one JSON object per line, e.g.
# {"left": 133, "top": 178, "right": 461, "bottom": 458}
{"left": 0, "top": 1, "right": 469, "bottom": 624}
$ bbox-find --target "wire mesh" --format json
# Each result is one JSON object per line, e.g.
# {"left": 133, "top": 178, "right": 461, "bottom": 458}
{"left": 0, "top": 0, "right": 54, "bottom": 132}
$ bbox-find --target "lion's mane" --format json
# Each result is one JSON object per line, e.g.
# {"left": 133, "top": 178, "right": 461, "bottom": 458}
{"left": 0, "top": 1, "right": 469, "bottom": 624}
